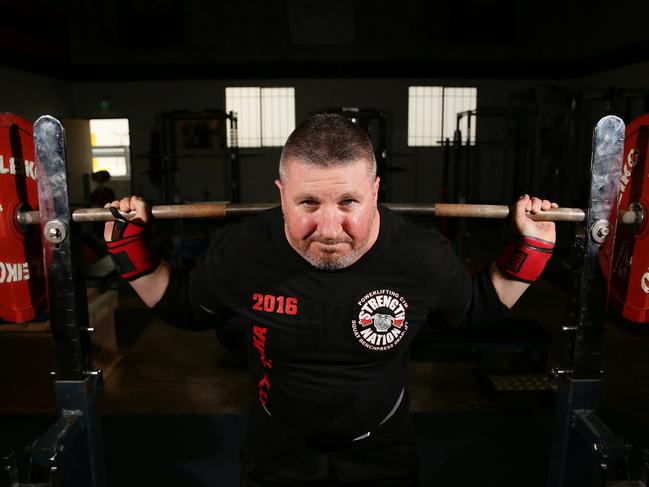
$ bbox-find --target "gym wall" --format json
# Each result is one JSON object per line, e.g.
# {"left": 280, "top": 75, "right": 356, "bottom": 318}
{"left": 2, "top": 63, "right": 649, "bottom": 208}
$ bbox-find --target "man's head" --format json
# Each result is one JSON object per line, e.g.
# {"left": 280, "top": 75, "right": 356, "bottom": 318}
{"left": 276, "top": 114, "right": 380, "bottom": 270}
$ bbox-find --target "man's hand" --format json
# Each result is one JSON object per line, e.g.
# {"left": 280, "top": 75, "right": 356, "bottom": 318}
{"left": 491, "top": 194, "right": 558, "bottom": 308}
{"left": 104, "top": 195, "right": 160, "bottom": 281}
{"left": 104, "top": 195, "right": 150, "bottom": 242}
{"left": 103, "top": 195, "right": 170, "bottom": 307}
{"left": 513, "top": 194, "right": 558, "bottom": 243}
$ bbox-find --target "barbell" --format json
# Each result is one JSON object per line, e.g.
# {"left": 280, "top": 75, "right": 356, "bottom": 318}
{"left": 1, "top": 113, "right": 648, "bottom": 325}
{"left": 13, "top": 202, "right": 640, "bottom": 225}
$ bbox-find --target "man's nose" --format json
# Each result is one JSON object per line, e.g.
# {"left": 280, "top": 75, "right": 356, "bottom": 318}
{"left": 317, "top": 206, "right": 343, "bottom": 239}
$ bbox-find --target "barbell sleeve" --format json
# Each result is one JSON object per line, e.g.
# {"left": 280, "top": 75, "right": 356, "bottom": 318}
{"left": 16, "top": 203, "right": 639, "bottom": 225}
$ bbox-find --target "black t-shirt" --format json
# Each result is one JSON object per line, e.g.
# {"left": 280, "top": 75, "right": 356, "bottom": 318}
{"left": 154, "top": 205, "right": 507, "bottom": 483}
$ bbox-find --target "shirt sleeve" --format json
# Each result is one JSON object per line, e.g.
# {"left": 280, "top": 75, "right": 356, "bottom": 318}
{"left": 152, "top": 227, "right": 236, "bottom": 331}
{"left": 429, "top": 232, "right": 509, "bottom": 333}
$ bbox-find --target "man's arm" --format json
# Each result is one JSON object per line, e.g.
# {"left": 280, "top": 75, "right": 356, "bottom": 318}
{"left": 129, "top": 260, "right": 171, "bottom": 308}
{"left": 490, "top": 263, "right": 530, "bottom": 309}
{"left": 103, "top": 195, "right": 170, "bottom": 308}
{"left": 490, "top": 194, "right": 557, "bottom": 308}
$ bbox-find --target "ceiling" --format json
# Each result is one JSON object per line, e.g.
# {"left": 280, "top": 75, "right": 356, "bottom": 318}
{"left": 3, "top": 0, "right": 649, "bottom": 80}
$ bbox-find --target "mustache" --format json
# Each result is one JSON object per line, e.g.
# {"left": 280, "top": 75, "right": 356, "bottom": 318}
{"left": 306, "top": 235, "right": 353, "bottom": 245}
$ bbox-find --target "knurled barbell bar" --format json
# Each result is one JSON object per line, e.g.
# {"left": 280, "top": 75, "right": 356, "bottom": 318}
{"left": 11, "top": 202, "right": 643, "bottom": 225}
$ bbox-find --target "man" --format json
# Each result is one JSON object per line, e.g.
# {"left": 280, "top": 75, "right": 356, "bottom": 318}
{"left": 104, "top": 114, "right": 557, "bottom": 486}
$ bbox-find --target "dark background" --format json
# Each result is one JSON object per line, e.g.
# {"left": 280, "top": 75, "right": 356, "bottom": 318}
{"left": 2, "top": 1, "right": 649, "bottom": 485}
{"left": 3, "top": 0, "right": 649, "bottom": 205}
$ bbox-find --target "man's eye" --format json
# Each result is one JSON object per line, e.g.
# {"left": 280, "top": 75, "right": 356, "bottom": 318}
{"left": 341, "top": 199, "right": 355, "bottom": 206}
{"left": 301, "top": 200, "right": 318, "bottom": 206}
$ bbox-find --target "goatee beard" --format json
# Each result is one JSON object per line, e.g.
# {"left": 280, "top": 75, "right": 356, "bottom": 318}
{"left": 295, "top": 246, "right": 360, "bottom": 270}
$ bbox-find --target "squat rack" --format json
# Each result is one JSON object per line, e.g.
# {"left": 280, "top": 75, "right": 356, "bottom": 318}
{"left": 2, "top": 115, "right": 646, "bottom": 486}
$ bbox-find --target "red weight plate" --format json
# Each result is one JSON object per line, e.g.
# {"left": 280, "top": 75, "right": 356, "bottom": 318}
{"left": 601, "top": 113, "right": 649, "bottom": 323}
{"left": 0, "top": 113, "right": 47, "bottom": 323}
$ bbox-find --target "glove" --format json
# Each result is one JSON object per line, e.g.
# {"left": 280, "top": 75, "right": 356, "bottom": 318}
{"left": 496, "top": 235, "right": 554, "bottom": 283}
{"left": 106, "top": 207, "right": 160, "bottom": 280}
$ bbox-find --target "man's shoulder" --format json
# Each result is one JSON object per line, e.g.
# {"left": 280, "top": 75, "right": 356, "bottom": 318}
{"left": 207, "top": 205, "right": 282, "bottom": 256}
{"left": 381, "top": 205, "right": 446, "bottom": 249}
{"left": 377, "top": 207, "right": 461, "bottom": 289}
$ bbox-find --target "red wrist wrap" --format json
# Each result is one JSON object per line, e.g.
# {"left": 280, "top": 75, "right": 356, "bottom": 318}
{"left": 496, "top": 236, "right": 554, "bottom": 283}
{"left": 106, "top": 208, "right": 160, "bottom": 281}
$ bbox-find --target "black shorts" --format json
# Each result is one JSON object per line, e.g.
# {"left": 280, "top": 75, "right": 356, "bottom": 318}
{"left": 240, "top": 468, "right": 420, "bottom": 487}
{"left": 240, "top": 395, "right": 419, "bottom": 486}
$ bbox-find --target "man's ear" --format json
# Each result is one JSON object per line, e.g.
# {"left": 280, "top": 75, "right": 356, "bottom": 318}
{"left": 275, "top": 179, "right": 284, "bottom": 204}
{"left": 373, "top": 176, "right": 380, "bottom": 202}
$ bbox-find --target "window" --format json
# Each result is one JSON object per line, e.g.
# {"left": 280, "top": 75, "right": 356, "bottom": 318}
{"left": 225, "top": 87, "right": 295, "bottom": 148}
{"left": 408, "top": 86, "right": 477, "bottom": 146}
{"left": 89, "top": 118, "right": 131, "bottom": 177}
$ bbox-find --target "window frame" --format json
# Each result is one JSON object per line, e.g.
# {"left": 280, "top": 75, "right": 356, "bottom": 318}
{"left": 407, "top": 86, "right": 477, "bottom": 147}
{"left": 225, "top": 86, "right": 296, "bottom": 148}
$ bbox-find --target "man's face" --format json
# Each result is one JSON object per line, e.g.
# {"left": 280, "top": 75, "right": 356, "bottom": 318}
{"left": 275, "top": 159, "right": 380, "bottom": 270}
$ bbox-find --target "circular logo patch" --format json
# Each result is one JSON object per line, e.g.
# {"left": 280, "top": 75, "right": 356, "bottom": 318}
{"left": 351, "top": 289, "right": 409, "bottom": 351}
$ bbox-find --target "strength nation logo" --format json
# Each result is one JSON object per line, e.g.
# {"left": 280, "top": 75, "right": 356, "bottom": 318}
{"left": 351, "top": 289, "right": 408, "bottom": 351}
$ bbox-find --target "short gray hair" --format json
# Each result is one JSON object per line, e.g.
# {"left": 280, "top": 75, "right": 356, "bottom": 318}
{"left": 279, "top": 113, "right": 376, "bottom": 181}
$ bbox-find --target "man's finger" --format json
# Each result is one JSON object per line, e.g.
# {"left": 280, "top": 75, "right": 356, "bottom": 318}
{"left": 119, "top": 196, "right": 132, "bottom": 213}
{"left": 523, "top": 194, "right": 532, "bottom": 213}
{"left": 528, "top": 197, "right": 542, "bottom": 214}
